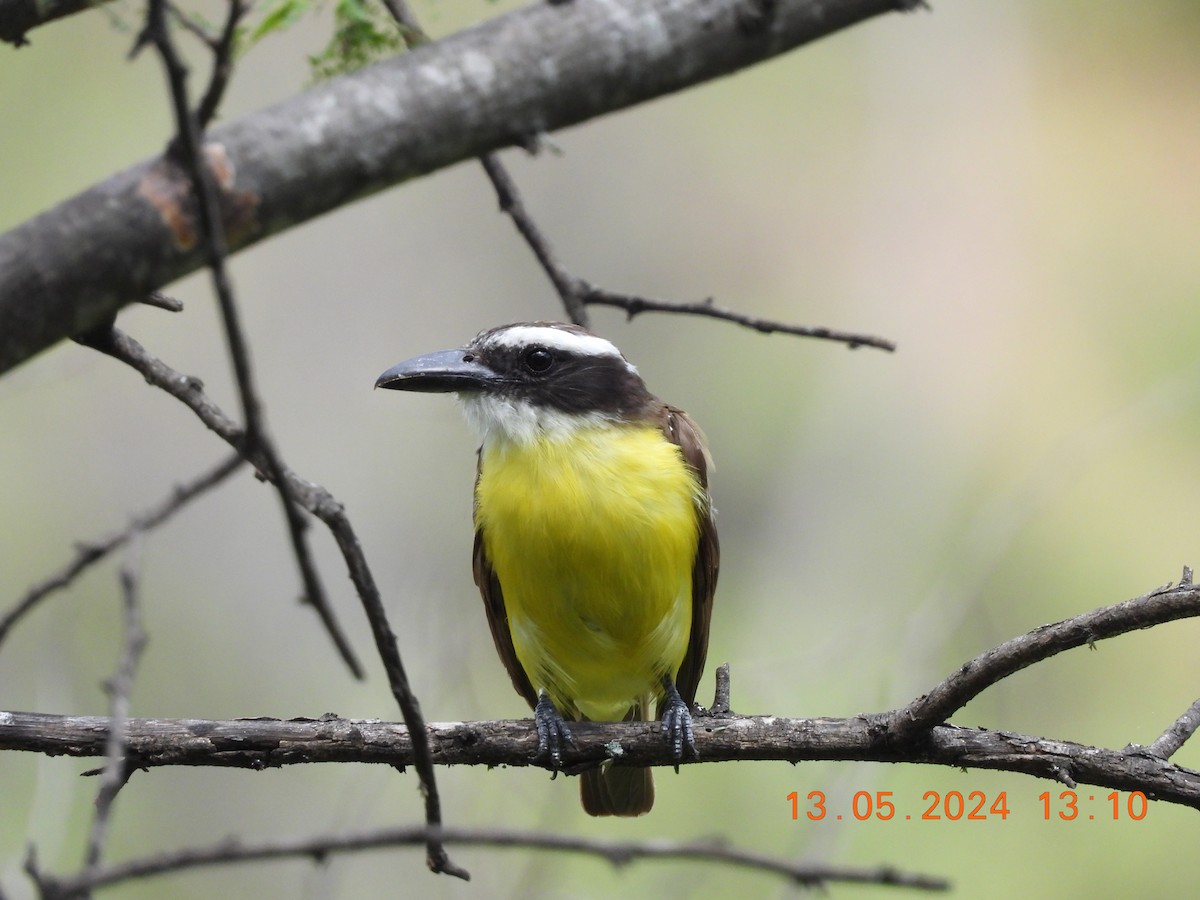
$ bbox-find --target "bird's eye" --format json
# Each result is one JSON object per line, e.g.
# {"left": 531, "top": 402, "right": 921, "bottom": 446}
{"left": 523, "top": 347, "right": 554, "bottom": 374}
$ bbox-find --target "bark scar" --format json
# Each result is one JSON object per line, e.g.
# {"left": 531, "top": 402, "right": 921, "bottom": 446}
{"left": 137, "top": 144, "right": 260, "bottom": 251}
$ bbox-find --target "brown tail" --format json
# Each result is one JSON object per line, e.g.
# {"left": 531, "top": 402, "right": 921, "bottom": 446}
{"left": 580, "top": 765, "right": 654, "bottom": 816}
{"left": 579, "top": 701, "right": 654, "bottom": 816}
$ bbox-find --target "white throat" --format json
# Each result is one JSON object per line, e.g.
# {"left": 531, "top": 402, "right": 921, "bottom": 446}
{"left": 458, "top": 393, "right": 616, "bottom": 448}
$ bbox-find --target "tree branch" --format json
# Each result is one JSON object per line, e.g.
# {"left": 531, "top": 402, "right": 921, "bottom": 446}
{"left": 5, "top": 578, "right": 1199, "bottom": 808}
{"left": 583, "top": 286, "right": 897, "bottom": 351}
{"left": 0, "top": 0, "right": 96, "bottom": 46}
{"left": 1147, "top": 699, "right": 1200, "bottom": 761}
{"left": 135, "top": 0, "right": 365, "bottom": 684}
{"left": 25, "top": 823, "right": 949, "bottom": 897}
{"left": 477, "top": 153, "right": 591, "bottom": 326}
{"left": 81, "top": 538, "right": 148, "bottom": 873}
{"left": 3, "top": 711, "right": 1197, "bottom": 809}
{"left": 0, "top": 452, "right": 244, "bottom": 649}
{"left": 86, "top": 325, "right": 461, "bottom": 878}
{"left": 0, "top": 0, "right": 922, "bottom": 374}
{"left": 192, "top": 0, "right": 244, "bottom": 129}
{"left": 878, "top": 578, "right": 1200, "bottom": 742}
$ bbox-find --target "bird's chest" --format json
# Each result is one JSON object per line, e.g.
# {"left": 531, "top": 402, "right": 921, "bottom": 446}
{"left": 475, "top": 427, "right": 699, "bottom": 710}
{"left": 475, "top": 426, "right": 695, "bottom": 566}
{"left": 475, "top": 427, "right": 698, "bottom": 625}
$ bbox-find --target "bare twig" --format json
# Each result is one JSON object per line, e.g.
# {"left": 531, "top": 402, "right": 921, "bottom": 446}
{"left": 477, "top": 154, "right": 589, "bottom": 327}
{"left": 709, "top": 662, "right": 732, "bottom": 715}
{"left": 1147, "top": 699, "right": 1200, "bottom": 760}
{"left": 82, "top": 537, "right": 149, "bottom": 872}
{"left": 88, "top": 326, "right": 460, "bottom": 879}
{"left": 0, "top": 453, "right": 244, "bottom": 650}
{"left": 881, "top": 580, "right": 1200, "bottom": 742}
{"left": 136, "top": 0, "right": 364, "bottom": 681}
{"left": 379, "top": 0, "right": 428, "bottom": 48}
{"left": 478, "top": 140, "right": 896, "bottom": 347}
{"left": 451, "top": 16, "right": 888, "bottom": 347}
{"left": 584, "top": 286, "right": 897, "bottom": 352}
{"left": 140, "top": 291, "right": 184, "bottom": 312}
{"left": 380, "top": 0, "right": 593, "bottom": 332}
{"left": 380, "top": 0, "right": 590, "bottom": 328}
{"left": 25, "top": 824, "right": 950, "bottom": 897}
{"left": 194, "top": 0, "right": 243, "bottom": 128}
{"left": 164, "top": 1, "right": 218, "bottom": 48}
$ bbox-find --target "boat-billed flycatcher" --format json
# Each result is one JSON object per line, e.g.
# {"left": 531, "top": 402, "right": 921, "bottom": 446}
{"left": 376, "top": 322, "right": 718, "bottom": 816}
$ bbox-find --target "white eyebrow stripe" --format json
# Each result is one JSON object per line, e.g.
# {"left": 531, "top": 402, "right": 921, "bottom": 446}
{"left": 484, "top": 325, "right": 623, "bottom": 359}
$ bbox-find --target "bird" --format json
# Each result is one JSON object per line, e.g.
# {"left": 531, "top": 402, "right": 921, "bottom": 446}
{"left": 376, "top": 322, "right": 718, "bottom": 816}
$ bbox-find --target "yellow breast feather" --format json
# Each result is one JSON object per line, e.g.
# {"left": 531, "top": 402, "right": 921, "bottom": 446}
{"left": 475, "top": 424, "right": 701, "bottom": 721}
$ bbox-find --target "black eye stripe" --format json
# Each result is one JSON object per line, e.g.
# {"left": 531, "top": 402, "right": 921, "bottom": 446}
{"left": 471, "top": 341, "right": 652, "bottom": 415}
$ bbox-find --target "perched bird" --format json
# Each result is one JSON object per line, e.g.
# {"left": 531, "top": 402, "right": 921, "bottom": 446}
{"left": 376, "top": 322, "right": 718, "bottom": 816}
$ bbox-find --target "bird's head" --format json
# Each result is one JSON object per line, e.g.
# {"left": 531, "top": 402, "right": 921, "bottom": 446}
{"left": 376, "top": 322, "right": 654, "bottom": 445}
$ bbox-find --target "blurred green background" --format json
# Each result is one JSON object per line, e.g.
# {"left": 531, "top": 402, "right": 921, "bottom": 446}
{"left": 3, "top": 1, "right": 1199, "bottom": 897}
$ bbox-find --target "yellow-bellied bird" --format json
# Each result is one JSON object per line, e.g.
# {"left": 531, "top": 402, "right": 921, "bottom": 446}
{"left": 376, "top": 322, "right": 718, "bottom": 816}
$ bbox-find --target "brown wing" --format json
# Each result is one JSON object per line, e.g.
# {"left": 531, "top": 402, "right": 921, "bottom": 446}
{"left": 657, "top": 404, "right": 719, "bottom": 709}
{"left": 472, "top": 456, "right": 539, "bottom": 710}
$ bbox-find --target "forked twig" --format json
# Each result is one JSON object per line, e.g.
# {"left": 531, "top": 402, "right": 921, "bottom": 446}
{"left": 88, "top": 325, "right": 461, "bottom": 880}
{"left": 81, "top": 537, "right": 149, "bottom": 873}
{"left": 136, "top": 0, "right": 363, "bottom": 680}
{"left": 0, "top": 453, "right": 244, "bottom": 649}
{"left": 584, "top": 286, "right": 897, "bottom": 352}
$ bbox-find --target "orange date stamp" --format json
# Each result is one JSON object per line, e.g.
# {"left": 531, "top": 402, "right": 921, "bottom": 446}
{"left": 787, "top": 789, "right": 1149, "bottom": 822}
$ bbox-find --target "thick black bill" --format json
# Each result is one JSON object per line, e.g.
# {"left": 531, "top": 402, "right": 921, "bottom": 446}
{"left": 375, "top": 348, "right": 496, "bottom": 393}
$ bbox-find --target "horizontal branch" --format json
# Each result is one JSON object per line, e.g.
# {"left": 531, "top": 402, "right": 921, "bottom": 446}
{"left": 3, "top": 711, "right": 1198, "bottom": 809}
{"left": 0, "top": 0, "right": 919, "bottom": 374}
{"left": 28, "top": 822, "right": 949, "bottom": 896}
{"left": 582, "top": 285, "right": 898, "bottom": 351}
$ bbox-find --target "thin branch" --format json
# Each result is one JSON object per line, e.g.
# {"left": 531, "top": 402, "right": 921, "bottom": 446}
{"left": 1147, "top": 700, "right": 1200, "bottom": 761}
{"left": 709, "top": 662, "right": 733, "bottom": 715}
{"left": 0, "top": 452, "right": 244, "bottom": 650}
{"left": 194, "top": 0, "right": 244, "bottom": 128}
{"left": 584, "top": 286, "right": 897, "bottom": 352}
{"left": 881, "top": 580, "right": 1200, "bottom": 742}
{"left": 379, "top": 0, "right": 429, "bottom": 48}
{"left": 87, "top": 326, "right": 460, "bottom": 879}
{"left": 391, "top": 1, "right": 873, "bottom": 347}
{"left": 140, "top": 291, "right": 184, "bottom": 312}
{"left": 82, "top": 537, "right": 149, "bottom": 872}
{"left": 27, "top": 824, "right": 950, "bottom": 897}
{"left": 138, "top": 0, "right": 364, "bottom": 682}
{"left": 162, "top": 2, "right": 216, "bottom": 47}
{"left": 13, "top": 579, "right": 1198, "bottom": 807}
{"left": 377, "top": 0, "right": 589, "bottom": 327}
{"left": 478, "top": 154, "right": 589, "bottom": 327}
{"left": 397, "top": 0, "right": 871, "bottom": 344}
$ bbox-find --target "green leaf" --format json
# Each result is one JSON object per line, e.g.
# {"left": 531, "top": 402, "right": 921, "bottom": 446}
{"left": 248, "top": 0, "right": 315, "bottom": 45}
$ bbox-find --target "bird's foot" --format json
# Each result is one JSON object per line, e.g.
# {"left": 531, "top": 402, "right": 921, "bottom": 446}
{"left": 534, "top": 690, "right": 575, "bottom": 771}
{"left": 660, "top": 677, "right": 697, "bottom": 772}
